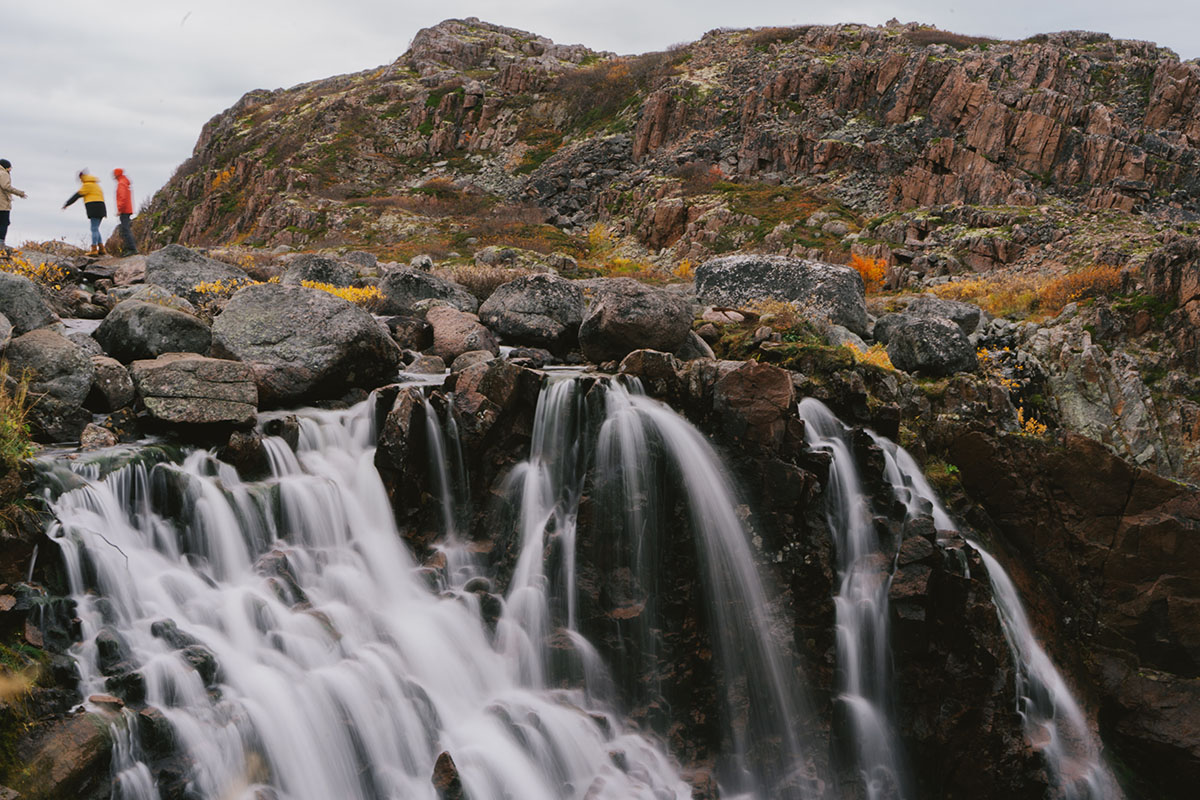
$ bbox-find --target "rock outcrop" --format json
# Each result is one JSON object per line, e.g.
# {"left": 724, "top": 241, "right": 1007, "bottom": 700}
{"left": 211, "top": 283, "right": 402, "bottom": 405}
{"left": 131, "top": 353, "right": 258, "bottom": 426}
{"left": 579, "top": 278, "right": 692, "bottom": 363}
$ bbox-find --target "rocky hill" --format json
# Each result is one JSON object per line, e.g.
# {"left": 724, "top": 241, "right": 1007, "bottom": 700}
{"left": 139, "top": 18, "right": 1200, "bottom": 264}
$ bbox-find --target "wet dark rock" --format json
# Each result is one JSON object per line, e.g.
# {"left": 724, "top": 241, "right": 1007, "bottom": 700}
{"left": 432, "top": 751, "right": 465, "bottom": 800}
{"left": 450, "top": 350, "right": 496, "bottom": 372}
{"left": 386, "top": 313, "right": 434, "bottom": 350}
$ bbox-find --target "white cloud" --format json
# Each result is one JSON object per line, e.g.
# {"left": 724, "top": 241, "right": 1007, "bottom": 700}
{"left": 5, "top": 1, "right": 1197, "bottom": 245}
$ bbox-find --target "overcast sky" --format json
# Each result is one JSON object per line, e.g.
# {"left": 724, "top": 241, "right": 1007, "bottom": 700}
{"left": 4, "top": 1, "right": 1197, "bottom": 247}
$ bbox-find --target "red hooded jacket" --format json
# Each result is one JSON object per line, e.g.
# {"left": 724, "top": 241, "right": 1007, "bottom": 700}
{"left": 113, "top": 169, "right": 133, "bottom": 215}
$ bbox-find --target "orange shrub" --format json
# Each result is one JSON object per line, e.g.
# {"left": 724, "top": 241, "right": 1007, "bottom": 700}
{"left": 1037, "top": 265, "right": 1122, "bottom": 313}
{"left": 849, "top": 253, "right": 887, "bottom": 294}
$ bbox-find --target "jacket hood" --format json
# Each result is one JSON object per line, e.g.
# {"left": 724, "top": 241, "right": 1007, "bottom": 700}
{"left": 80, "top": 173, "right": 98, "bottom": 184}
{"left": 113, "top": 168, "right": 124, "bottom": 179}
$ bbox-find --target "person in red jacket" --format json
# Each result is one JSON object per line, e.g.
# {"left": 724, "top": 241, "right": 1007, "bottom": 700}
{"left": 112, "top": 168, "right": 138, "bottom": 254}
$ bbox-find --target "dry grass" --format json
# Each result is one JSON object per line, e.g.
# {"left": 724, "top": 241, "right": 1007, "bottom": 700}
{"left": 931, "top": 274, "right": 1042, "bottom": 318}
{"left": 903, "top": 29, "right": 1000, "bottom": 50}
{"left": 744, "top": 26, "right": 810, "bottom": 48}
{"left": 848, "top": 343, "right": 895, "bottom": 370}
{"left": 0, "top": 361, "right": 34, "bottom": 469}
{"left": 432, "top": 265, "right": 534, "bottom": 302}
{"left": 673, "top": 162, "right": 724, "bottom": 196}
{"left": 300, "top": 280, "right": 384, "bottom": 310}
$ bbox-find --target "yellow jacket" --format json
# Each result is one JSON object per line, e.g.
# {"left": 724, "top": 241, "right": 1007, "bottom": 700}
{"left": 74, "top": 174, "right": 105, "bottom": 203}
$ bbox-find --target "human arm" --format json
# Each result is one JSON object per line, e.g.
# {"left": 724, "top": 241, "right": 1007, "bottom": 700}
{"left": 63, "top": 192, "right": 82, "bottom": 209}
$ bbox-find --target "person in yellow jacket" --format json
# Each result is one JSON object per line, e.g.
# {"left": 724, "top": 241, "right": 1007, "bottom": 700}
{"left": 0, "top": 158, "right": 27, "bottom": 252}
{"left": 62, "top": 169, "right": 108, "bottom": 256}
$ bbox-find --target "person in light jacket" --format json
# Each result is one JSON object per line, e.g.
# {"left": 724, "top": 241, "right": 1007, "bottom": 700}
{"left": 63, "top": 169, "right": 107, "bottom": 256}
{"left": 112, "top": 168, "right": 138, "bottom": 254}
{"left": 0, "top": 158, "right": 27, "bottom": 251}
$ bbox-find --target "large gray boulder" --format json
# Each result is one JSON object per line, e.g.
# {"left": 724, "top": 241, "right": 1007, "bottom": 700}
{"left": 0, "top": 313, "right": 11, "bottom": 353}
{"left": 478, "top": 273, "right": 583, "bottom": 352}
{"left": 88, "top": 355, "right": 136, "bottom": 412}
{"left": 903, "top": 295, "right": 984, "bottom": 335}
{"left": 379, "top": 268, "right": 478, "bottom": 314}
{"left": 115, "top": 284, "right": 198, "bottom": 315}
{"left": 4, "top": 329, "right": 95, "bottom": 442}
{"left": 426, "top": 306, "right": 500, "bottom": 363}
{"left": 0, "top": 272, "right": 59, "bottom": 336}
{"left": 131, "top": 354, "right": 257, "bottom": 426}
{"left": 144, "top": 244, "right": 250, "bottom": 303}
{"left": 886, "top": 317, "right": 977, "bottom": 377}
{"left": 695, "top": 255, "right": 868, "bottom": 336}
{"left": 211, "top": 284, "right": 402, "bottom": 406}
{"left": 93, "top": 300, "right": 212, "bottom": 363}
{"left": 578, "top": 278, "right": 693, "bottom": 363}
{"left": 281, "top": 254, "right": 356, "bottom": 288}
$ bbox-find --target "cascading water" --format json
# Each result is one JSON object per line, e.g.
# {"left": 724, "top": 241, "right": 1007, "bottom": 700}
{"left": 495, "top": 377, "right": 820, "bottom": 798}
{"left": 800, "top": 398, "right": 1122, "bottom": 800}
{"left": 48, "top": 400, "right": 692, "bottom": 800}
{"left": 798, "top": 398, "right": 907, "bottom": 800}
{"left": 970, "top": 545, "right": 1124, "bottom": 800}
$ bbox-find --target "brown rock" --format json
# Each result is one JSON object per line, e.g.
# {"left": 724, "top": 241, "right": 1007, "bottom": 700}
{"left": 426, "top": 305, "right": 499, "bottom": 363}
{"left": 712, "top": 361, "right": 795, "bottom": 451}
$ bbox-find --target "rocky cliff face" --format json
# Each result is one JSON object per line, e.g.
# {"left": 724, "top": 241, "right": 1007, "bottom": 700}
{"left": 137, "top": 18, "right": 1200, "bottom": 269}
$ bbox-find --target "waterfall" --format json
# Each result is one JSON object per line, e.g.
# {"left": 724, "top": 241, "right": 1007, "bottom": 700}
{"left": 495, "top": 377, "right": 820, "bottom": 798}
{"left": 48, "top": 399, "right": 692, "bottom": 800}
{"left": 798, "top": 398, "right": 908, "bottom": 800}
{"left": 798, "top": 399, "right": 1121, "bottom": 799}
{"left": 970, "top": 544, "right": 1124, "bottom": 800}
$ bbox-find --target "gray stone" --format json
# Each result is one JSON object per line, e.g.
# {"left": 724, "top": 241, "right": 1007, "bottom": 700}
{"left": 88, "top": 355, "right": 136, "bottom": 411}
{"left": 478, "top": 273, "right": 583, "bottom": 351}
{"left": 904, "top": 295, "right": 984, "bottom": 335}
{"left": 0, "top": 313, "right": 10, "bottom": 353}
{"left": 578, "top": 278, "right": 693, "bottom": 363}
{"left": 119, "top": 284, "right": 198, "bottom": 315}
{"left": 144, "top": 244, "right": 250, "bottom": 303}
{"left": 379, "top": 268, "right": 478, "bottom": 314}
{"left": 131, "top": 354, "right": 258, "bottom": 426}
{"left": 4, "top": 329, "right": 95, "bottom": 442}
{"left": 674, "top": 330, "right": 716, "bottom": 361}
{"left": 0, "top": 272, "right": 59, "bottom": 335}
{"left": 211, "top": 284, "right": 402, "bottom": 406}
{"left": 695, "top": 255, "right": 868, "bottom": 336}
{"left": 281, "top": 254, "right": 356, "bottom": 288}
{"left": 886, "top": 317, "right": 977, "bottom": 377}
{"left": 407, "top": 354, "right": 447, "bottom": 374}
{"left": 79, "top": 423, "right": 119, "bottom": 451}
{"left": 426, "top": 306, "right": 500, "bottom": 363}
{"left": 450, "top": 350, "right": 497, "bottom": 372}
{"left": 94, "top": 301, "right": 212, "bottom": 363}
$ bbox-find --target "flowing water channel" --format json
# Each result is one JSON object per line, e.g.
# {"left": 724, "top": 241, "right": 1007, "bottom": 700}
{"left": 43, "top": 378, "right": 1122, "bottom": 799}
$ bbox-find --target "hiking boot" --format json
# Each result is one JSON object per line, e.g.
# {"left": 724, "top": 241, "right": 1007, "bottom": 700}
{"left": 97, "top": 243, "right": 106, "bottom": 256}
{"left": 86, "top": 246, "right": 99, "bottom": 257}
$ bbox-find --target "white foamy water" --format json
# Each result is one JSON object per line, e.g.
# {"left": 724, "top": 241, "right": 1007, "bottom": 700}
{"left": 48, "top": 399, "right": 690, "bottom": 800}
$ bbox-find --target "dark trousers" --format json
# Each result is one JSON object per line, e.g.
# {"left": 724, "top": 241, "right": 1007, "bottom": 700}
{"left": 0, "top": 210, "right": 9, "bottom": 244}
{"left": 118, "top": 213, "right": 138, "bottom": 254}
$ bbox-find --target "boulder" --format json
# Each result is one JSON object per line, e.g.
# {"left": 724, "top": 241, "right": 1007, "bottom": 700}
{"left": 4, "top": 329, "right": 95, "bottom": 442}
{"left": 10, "top": 712, "right": 111, "bottom": 800}
{"left": 80, "top": 423, "right": 119, "bottom": 450}
{"left": 695, "top": 255, "right": 868, "bottom": 336}
{"left": 93, "top": 300, "right": 212, "bottom": 363}
{"left": 385, "top": 314, "right": 434, "bottom": 350}
{"left": 131, "top": 354, "right": 258, "bottom": 426}
{"left": 478, "top": 273, "right": 583, "bottom": 351}
{"left": 87, "top": 355, "right": 136, "bottom": 411}
{"left": 675, "top": 330, "right": 716, "bottom": 361}
{"left": 886, "top": 317, "right": 977, "bottom": 377}
{"left": 67, "top": 332, "right": 104, "bottom": 356}
{"left": 712, "top": 361, "right": 796, "bottom": 450}
{"left": 0, "top": 313, "right": 10, "bottom": 353}
{"left": 113, "top": 255, "right": 147, "bottom": 286}
{"left": 407, "top": 354, "right": 446, "bottom": 374}
{"left": 578, "top": 278, "right": 693, "bottom": 363}
{"left": 281, "top": 254, "right": 356, "bottom": 288}
{"left": 379, "top": 268, "right": 478, "bottom": 314}
{"left": 211, "top": 284, "right": 402, "bottom": 406}
{"left": 904, "top": 295, "right": 984, "bottom": 335}
{"left": 450, "top": 350, "right": 496, "bottom": 372}
{"left": 0, "top": 272, "right": 59, "bottom": 335}
{"left": 426, "top": 306, "right": 499, "bottom": 363}
{"left": 144, "top": 244, "right": 250, "bottom": 303}
{"left": 118, "top": 284, "right": 198, "bottom": 315}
